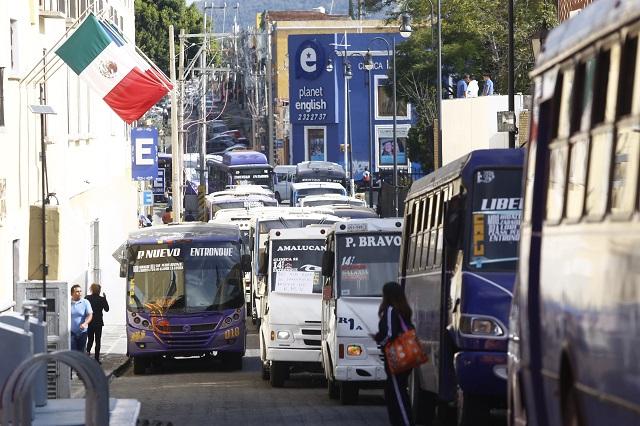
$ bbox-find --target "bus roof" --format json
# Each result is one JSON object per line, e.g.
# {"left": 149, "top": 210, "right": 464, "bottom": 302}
{"left": 127, "top": 223, "right": 240, "bottom": 244}
{"left": 291, "top": 182, "right": 346, "bottom": 190}
{"left": 296, "top": 161, "right": 346, "bottom": 179}
{"left": 207, "top": 150, "right": 268, "bottom": 166}
{"left": 322, "top": 206, "right": 379, "bottom": 219}
{"left": 407, "top": 148, "right": 524, "bottom": 198}
{"left": 534, "top": 0, "right": 640, "bottom": 74}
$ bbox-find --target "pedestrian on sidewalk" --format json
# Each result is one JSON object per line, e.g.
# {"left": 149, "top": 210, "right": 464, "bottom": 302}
{"left": 374, "top": 282, "right": 414, "bottom": 426}
{"left": 466, "top": 75, "right": 479, "bottom": 98}
{"left": 482, "top": 73, "right": 495, "bottom": 96}
{"left": 457, "top": 74, "right": 470, "bottom": 98}
{"left": 85, "top": 283, "right": 109, "bottom": 364}
{"left": 70, "top": 284, "right": 93, "bottom": 352}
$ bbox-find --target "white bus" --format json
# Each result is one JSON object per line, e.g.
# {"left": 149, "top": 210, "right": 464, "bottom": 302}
{"left": 259, "top": 226, "right": 331, "bottom": 387}
{"left": 320, "top": 218, "right": 403, "bottom": 405}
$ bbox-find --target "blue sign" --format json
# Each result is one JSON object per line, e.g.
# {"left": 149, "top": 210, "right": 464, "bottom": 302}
{"left": 142, "top": 190, "right": 154, "bottom": 206}
{"left": 131, "top": 127, "right": 158, "bottom": 181}
{"left": 294, "top": 40, "right": 325, "bottom": 80}
{"left": 153, "top": 168, "right": 166, "bottom": 195}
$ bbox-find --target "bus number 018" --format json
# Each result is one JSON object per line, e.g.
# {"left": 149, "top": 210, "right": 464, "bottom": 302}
{"left": 224, "top": 327, "right": 240, "bottom": 339}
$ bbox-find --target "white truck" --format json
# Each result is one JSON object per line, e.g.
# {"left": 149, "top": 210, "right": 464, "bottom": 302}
{"left": 259, "top": 226, "right": 331, "bottom": 387}
{"left": 320, "top": 218, "right": 404, "bottom": 404}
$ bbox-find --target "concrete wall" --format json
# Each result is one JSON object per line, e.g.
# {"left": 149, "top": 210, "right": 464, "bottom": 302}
{"left": 441, "top": 95, "right": 529, "bottom": 166}
{"left": 0, "top": 0, "right": 138, "bottom": 325}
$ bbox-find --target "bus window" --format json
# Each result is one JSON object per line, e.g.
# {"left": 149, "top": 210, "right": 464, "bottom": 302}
{"left": 421, "top": 196, "right": 433, "bottom": 269}
{"left": 616, "top": 35, "right": 638, "bottom": 119}
{"left": 565, "top": 138, "right": 588, "bottom": 220}
{"left": 611, "top": 128, "right": 640, "bottom": 215}
{"left": 469, "top": 169, "right": 522, "bottom": 271}
{"left": 586, "top": 130, "right": 614, "bottom": 219}
{"left": 545, "top": 144, "right": 568, "bottom": 223}
{"left": 591, "top": 49, "right": 611, "bottom": 126}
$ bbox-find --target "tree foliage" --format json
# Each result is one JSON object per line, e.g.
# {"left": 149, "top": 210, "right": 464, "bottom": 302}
{"left": 135, "top": 0, "right": 205, "bottom": 75}
{"left": 367, "top": 0, "right": 557, "bottom": 172}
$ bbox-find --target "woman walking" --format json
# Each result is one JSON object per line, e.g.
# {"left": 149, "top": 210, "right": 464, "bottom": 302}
{"left": 85, "top": 283, "right": 109, "bottom": 364}
{"left": 375, "top": 282, "right": 414, "bottom": 426}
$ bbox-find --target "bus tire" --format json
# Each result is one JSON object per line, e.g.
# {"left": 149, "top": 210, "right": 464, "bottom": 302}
{"left": 409, "top": 369, "right": 436, "bottom": 424}
{"left": 339, "top": 381, "right": 358, "bottom": 405}
{"left": 270, "top": 361, "right": 287, "bottom": 388}
{"left": 327, "top": 377, "right": 340, "bottom": 400}
{"left": 275, "top": 192, "right": 282, "bottom": 203}
{"left": 261, "top": 361, "right": 270, "bottom": 380}
{"left": 456, "top": 388, "right": 489, "bottom": 426}
{"left": 132, "top": 357, "right": 148, "bottom": 375}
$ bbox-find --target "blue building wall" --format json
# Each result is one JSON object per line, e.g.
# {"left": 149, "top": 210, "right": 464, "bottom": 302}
{"left": 288, "top": 32, "right": 417, "bottom": 181}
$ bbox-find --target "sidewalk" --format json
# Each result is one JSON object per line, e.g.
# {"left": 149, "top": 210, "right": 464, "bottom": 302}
{"left": 71, "top": 325, "right": 129, "bottom": 398}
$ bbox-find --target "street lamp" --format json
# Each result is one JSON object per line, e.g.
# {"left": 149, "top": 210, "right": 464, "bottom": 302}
{"left": 365, "top": 14, "right": 412, "bottom": 217}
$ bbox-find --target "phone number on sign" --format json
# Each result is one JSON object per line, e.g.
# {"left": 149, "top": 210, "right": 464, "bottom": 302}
{"left": 297, "top": 113, "right": 327, "bottom": 121}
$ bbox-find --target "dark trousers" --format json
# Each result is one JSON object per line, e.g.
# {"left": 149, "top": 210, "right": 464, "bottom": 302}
{"left": 86, "top": 324, "right": 103, "bottom": 360}
{"left": 70, "top": 331, "right": 88, "bottom": 352}
{"left": 384, "top": 370, "right": 413, "bottom": 426}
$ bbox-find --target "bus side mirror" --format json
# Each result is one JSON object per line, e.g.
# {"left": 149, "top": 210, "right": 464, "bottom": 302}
{"left": 322, "top": 251, "right": 334, "bottom": 277}
{"left": 119, "top": 262, "right": 127, "bottom": 278}
{"left": 241, "top": 254, "right": 252, "bottom": 273}
{"left": 258, "top": 251, "right": 268, "bottom": 276}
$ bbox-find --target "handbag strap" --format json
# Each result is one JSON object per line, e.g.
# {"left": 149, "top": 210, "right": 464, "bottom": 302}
{"left": 387, "top": 306, "right": 409, "bottom": 339}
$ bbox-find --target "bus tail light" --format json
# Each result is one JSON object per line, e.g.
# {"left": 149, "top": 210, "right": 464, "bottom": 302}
{"left": 339, "top": 344, "right": 345, "bottom": 359}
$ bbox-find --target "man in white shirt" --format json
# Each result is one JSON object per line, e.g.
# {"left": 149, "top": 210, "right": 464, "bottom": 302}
{"left": 466, "top": 76, "right": 479, "bottom": 98}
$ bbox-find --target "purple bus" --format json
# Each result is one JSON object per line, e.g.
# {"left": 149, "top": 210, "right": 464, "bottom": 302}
{"left": 120, "top": 223, "right": 250, "bottom": 374}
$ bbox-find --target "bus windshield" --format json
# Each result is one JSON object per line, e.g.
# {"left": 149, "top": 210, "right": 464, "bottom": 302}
{"left": 469, "top": 168, "right": 523, "bottom": 271}
{"left": 211, "top": 199, "right": 277, "bottom": 214}
{"left": 270, "top": 239, "right": 325, "bottom": 294}
{"left": 128, "top": 241, "right": 244, "bottom": 313}
{"left": 336, "top": 233, "right": 401, "bottom": 297}
{"left": 231, "top": 168, "right": 273, "bottom": 188}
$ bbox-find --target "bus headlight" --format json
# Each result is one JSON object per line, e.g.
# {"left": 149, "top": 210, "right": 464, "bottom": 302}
{"left": 460, "top": 316, "right": 504, "bottom": 336}
{"left": 347, "top": 344, "right": 363, "bottom": 356}
{"left": 276, "top": 330, "right": 291, "bottom": 340}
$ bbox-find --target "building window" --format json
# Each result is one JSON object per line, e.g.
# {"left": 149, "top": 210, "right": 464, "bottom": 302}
{"left": 374, "top": 75, "right": 410, "bottom": 120}
{"left": 304, "top": 126, "right": 326, "bottom": 161}
{"left": 0, "top": 67, "right": 4, "bottom": 127}
{"left": 374, "top": 124, "right": 410, "bottom": 169}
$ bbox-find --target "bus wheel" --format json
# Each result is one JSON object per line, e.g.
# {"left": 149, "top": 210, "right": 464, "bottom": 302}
{"left": 409, "top": 369, "right": 436, "bottom": 424}
{"left": 327, "top": 377, "right": 340, "bottom": 400}
{"left": 132, "top": 357, "right": 148, "bottom": 375}
{"left": 270, "top": 361, "right": 287, "bottom": 388}
{"left": 275, "top": 192, "right": 282, "bottom": 203}
{"left": 261, "top": 361, "right": 270, "bottom": 380}
{"left": 339, "top": 381, "right": 359, "bottom": 405}
{"left": 456, "top": 388, "right": 489, "bottom": 426}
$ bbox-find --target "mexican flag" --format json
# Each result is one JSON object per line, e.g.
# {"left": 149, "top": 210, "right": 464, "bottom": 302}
{"left": 55, "top": 13, "right": 172, "bottom": 124}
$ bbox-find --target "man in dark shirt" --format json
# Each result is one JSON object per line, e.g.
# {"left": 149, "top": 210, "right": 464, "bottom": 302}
{"left": 86, "top": 283, "right": 109, "bottom": 363}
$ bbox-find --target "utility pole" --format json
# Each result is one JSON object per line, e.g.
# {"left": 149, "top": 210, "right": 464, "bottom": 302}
{"left": 169, "top": 25, "right": 182, "bottom": 221}
{"left": 199, "top": 5, "right": 209, "bottom": 221}
{"left": 508, "top": 0, "right": 516, "bottom": 148}
{"left": 266, "top": 26, "right": 274, "bottom": 165}
{"left": 178, "top": 29, "right": 185, "bottom": 220}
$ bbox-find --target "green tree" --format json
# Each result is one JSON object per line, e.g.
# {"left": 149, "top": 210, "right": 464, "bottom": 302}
{"left": 367, "top": 0, "right": 557, "bottom": 171}
{"left": 135, "top": 0, "right": 205, "bottom": 75}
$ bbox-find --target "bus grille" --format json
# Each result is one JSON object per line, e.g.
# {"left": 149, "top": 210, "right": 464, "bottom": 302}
{"left": 155, "top": 322, "right": 217, "bottom": 333}
{"left": 301, "top": 329, "right": 321, "bottom": 336}
{"left": 157, "top": 332, "right": 213, "bottom": 348}
{"left": 303, "top": 339, "right": 321, "bottom": 346}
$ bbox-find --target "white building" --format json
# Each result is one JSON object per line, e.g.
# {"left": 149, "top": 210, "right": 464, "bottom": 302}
{"left": 441, "top": 95, "right": 529, "bottom": 166}
{"left": 0, "top": 0, "right": 139, "bottom": 325}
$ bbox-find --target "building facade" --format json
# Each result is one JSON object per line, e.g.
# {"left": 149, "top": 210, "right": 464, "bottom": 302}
{"left": 0, "top": 0, "right": 139, "bottom": 324}
{"left": 288, "top": 32, "right": 415, "bottom": 180}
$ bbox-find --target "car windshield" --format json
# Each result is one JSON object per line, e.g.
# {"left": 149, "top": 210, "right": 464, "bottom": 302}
{"left": 270, "top": 239, "right": 325, "bottom": 294}
{"left": 468, "top": 168, "right": 523, "bottom": 271}
{"left": 297, "top": 187, "right": 345, "bottom": 202}
{"left": 127, "top": 241, "right": 243, "bottom": 313}
{"left": 336, "top": 233, "right": 401, "bottom": 297}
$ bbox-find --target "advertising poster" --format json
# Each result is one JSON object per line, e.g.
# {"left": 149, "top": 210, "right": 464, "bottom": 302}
{"left": 376, "top": 125, "right": 410, "bottom": 168}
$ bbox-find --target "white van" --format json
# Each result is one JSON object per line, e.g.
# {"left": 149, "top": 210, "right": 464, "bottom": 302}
{"left": 259, "top": 226, "right": 331, "bottom": 387}
{"left": 290, "top": 182, "right": 347, "bottom": 207}
{"left": 320, "top": 218, "right": 404, "bottom": 404}
{"left": 273, "top": 165, "right": 296, "bottom": 203}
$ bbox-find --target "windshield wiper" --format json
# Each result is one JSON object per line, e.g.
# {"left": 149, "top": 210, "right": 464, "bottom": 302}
{"left": 278, "top": 217, "right": 290, "bottom": 228}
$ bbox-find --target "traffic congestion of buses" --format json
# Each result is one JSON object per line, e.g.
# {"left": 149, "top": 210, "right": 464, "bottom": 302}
{"left": 117, "top": 2, "right": 640, "bottom": 425}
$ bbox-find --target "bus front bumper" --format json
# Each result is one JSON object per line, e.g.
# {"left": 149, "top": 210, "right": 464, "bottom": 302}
{"left": 334, "top": 364, "right": 387, "bottom": 382}
{"left": 266, "top": 347, "right": 322, "bottom": 363}
{"left": 454, "top": 351, "right": 508, "bottom": 397}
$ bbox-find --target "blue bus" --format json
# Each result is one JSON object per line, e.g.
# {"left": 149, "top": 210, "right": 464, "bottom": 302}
{"left": 509, "top": 1, "right": 640, "bottom": 425}
{"left": 207, "top": 151, "right": 274, "bottom": 193}
{"left": 400, "top": 149, "right": 524, "bottom": 425}
{"left": 120, "top": 223, "right": 251, "bottom": 374}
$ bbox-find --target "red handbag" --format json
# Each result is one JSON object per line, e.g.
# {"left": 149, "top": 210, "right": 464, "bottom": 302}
{"left": 384, "top": 307, "right": 428, "bottom": 375}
